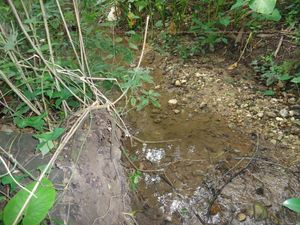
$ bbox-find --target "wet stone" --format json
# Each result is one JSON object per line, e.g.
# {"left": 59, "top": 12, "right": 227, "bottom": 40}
{"left": 279, "top": 108, "right": 289, "bottom": 118}
{"left": 237, "top": 213, "right": 247, "bottom": 222}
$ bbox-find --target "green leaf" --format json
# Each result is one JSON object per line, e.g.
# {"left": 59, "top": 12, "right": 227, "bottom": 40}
{"left": 130, "top": 97, "right": 137, "bottom": 107}
{"left": 261, "top": 8, "right": 281, "bottom": 21}
{"left": 14, "top": 113, "right": 46, "bottom": 131}
{"left": 283, "top": 198, "right": 300, "bottom": 213}
{"left": 291, "top": 76, "right": 300, "bottom": 84}
{"left": 1, "top": 175, "right": 26, "bottom": 192}
{"left": 33, "top": 128, "right": 64, "bottom": 155}
{"left": 230, "top": 0, "right": 249, "bottom": 10}
{"left": 3, "top": 178, "right": 56, "bottom": 225}
{"left": 261, "top": 89, "right": 275, "bottom": 96}
{"left": 129, "top": 42, "right": 138, "bottom": 50}
{"left": 249, "top": 0, "right": 277, "bottom": 14}
{"left": 219, "top": 16, "right": 231, "bottom": 26}
{"left": 33, "top": 128, "right": 65, "bottom": 141}
{"left": 36, "top": 140, "right": 54, "bottom": 156}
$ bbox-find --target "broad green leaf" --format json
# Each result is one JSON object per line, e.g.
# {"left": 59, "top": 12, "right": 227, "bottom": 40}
{"left": 33, "top": 128, "right": 64, "bottom": 155}
{"left": 278, "top": 74, "right": 292, "bottom": 81}
{"left": 1, "top": 175, "right": 26, "bottom": 192}
{"left": 129, "top": 42, "right": 138, "bottom": 50}
{"left": 283, "top": 198, "right": 300, "bottom": 213}
{"left": 261, "top": 8, "right": 281, "bottom": 21}
{"left": 3, "top": 178, "right": 56, "bottom": 225}
{"left": 33, "top": 128, "right": 64, "bottom": 141}
{"left": 261, "top": 89, "right": 275, "bottom": 96}
{"left": 36, "top": 140, "right": 54, "bottom": 156}
{"left": 14, "top": 113, "right": 46, "bottom": 131}
{"left": 249, "top": 0, "right": 276, "bottom": 14}
{"left": 291, "top": 76, "right": 300, "bottom": 84}
{"left": 230, "top": 0, "right": 248, "bottom": 10}
{"left": 219, "top": 16, "right": 231, "bottom": 26}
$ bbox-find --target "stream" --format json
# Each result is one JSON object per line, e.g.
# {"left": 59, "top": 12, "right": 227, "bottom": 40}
{"left": 125, "top": 55, "right": 300, "bottom": 225}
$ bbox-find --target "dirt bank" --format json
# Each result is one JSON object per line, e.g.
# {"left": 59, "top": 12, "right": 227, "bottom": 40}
{"left": 0, "top": 109, "right": 133, "bottom": 225}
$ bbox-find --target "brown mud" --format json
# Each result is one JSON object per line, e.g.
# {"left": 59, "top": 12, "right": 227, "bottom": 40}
{"left": 125, "top": 51, "right": 300, "bottom": 225}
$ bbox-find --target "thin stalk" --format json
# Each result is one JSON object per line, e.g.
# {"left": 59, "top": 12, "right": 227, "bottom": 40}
{"left": 7, "top": 0, "right": 87, "bottom": 107}
{"left": 39, "top": 0, "right": 69, "bottom": 116}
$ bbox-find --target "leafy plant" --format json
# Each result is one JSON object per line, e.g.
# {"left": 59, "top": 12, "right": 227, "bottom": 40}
{"left": 3, "top": 178, "right": 56, "bottom": 225}
{"left": 251, "top": 56, "right": 299, "bottom": 87}
{"left": 129, "top": 170, "right": 142, "bottom": 191}
{"left": 283, "top": 198, "right": 300, "bottom": 213}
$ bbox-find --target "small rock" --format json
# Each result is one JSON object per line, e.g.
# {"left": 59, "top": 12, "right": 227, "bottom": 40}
{"left": 279, "top": 109, "right": 289, "bottom": 118}
{"left": 257, "top": 112, "right": 264, "bottom": 118}
{"left": 168, "top": 99, "right": 178, "bottom": 105}
{"left": 288, "top": 97, "right": 296, "bottom": 104}
{"left": 181, "top": 79, "right": 187, "bottom": 84}
{"left": 154, "top": 85, "right": 161, "bottom": 89}
{"left": 270, "top": 139, "right": 277, "bottom": 145}
{"left": 175, "top": 80, "right": 181, "bottom": 86}
{"left": 195, "top": 72, "right": 201, "bottom": 77}
{"left": 174, "top": 109, "right": 180, "bottom": 114}
{"left": 266, "top": 111, "right": 276, "bottom": 118}
{"left": 199, "top": 102, "right": 207, "bottom": 109}
{"left": 275, "top": 117, "right": 283, "bottom": 122}
{"left": 237, "top": 213, "right": 247, "bottom": 222}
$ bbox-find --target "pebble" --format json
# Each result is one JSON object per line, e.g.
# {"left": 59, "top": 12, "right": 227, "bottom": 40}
{"left": 279, "top": 109, "right": 289, "bottom": 118}
{"left": 257, "top": 112, "right": 264, "bottom": 118}
{"left": 237, "top": 213, "right": 247, "bottom": 222}
{"left": 270, "top": 139, "right": 277, "bottom": 145}
{"left": 199, "top": 102, "right": 207, "bottom": 109}
{"left": 168, "top": 99, "right": 178, "bottom": 105}
{"left": 275, "top": 117, "right": 283, "bottom": 122}
{"left": 175, "top": 80, "right": 181, "bottom": 86}
{"left": 174, "top": 109, "right": 180, "bottom": 114}
{"left": 181, "top": 79, "right": 187, "bottom": 84}
{"left": 266, "top": 111, "right": 276, "bottom": 118}
{"left": 288, "top": 97, "right": 296, "bottom": 104}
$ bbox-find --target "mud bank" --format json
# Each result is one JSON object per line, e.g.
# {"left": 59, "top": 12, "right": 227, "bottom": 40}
{"left": 0, "top": 109, "right": 132, "bottom": 225}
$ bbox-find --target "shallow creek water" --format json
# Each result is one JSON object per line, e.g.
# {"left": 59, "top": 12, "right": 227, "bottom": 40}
{"left": 125, "top": 69, "right": 254, "bottom": 224}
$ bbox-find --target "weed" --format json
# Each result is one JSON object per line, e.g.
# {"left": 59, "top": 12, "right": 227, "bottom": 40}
{"left": 251, "top": 55, "right": 300, "bottom": 87}
{"left": 129, "top": 170, "right": 142, "bottom": 191}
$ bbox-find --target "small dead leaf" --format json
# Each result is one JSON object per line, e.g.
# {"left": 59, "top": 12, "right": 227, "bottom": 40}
{"left": 210, "top": 203, "right": 221, "bottom": 215}
{"left": 227, "top": 62, "right": 238, "bottom": 70}
{"left": 168, "top": 21, "right": 176, "bottom": 35}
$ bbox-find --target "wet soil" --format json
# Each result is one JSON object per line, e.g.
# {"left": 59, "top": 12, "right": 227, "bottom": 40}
{"left": 125, "top": 51, "right": 300, "bottom": 225}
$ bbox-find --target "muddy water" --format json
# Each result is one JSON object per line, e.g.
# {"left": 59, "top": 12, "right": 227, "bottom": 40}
{"left": 126, "top": 68, "right": 253, "bottom": 224}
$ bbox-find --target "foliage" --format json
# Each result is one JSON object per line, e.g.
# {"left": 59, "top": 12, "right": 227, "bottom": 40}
{"left": 129, "top": 170, "right": 142, "bottom": 191}
{"left": 3, "top": 178, "right": 56, "bottom": 225}
{"left": 283, "top": 198, "right": 300, "bottom": 213}
{"left": 251, "top": 55, "right": 300, "bottom": 87}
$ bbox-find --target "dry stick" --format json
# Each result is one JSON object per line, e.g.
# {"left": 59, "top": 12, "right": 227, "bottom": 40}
{"left": 72, "top": 0, "right": 101, "bottom": 104}
{"left": 0, "top": 156, "right": 37, "bottom": 198}
{"left": 0, "top": 70, "right": 40, "bottom": 115}
{"left": 55, "top": 0, "right": 81, "bottom": 67}
{"left": 39, "top": 0, "right": 69, "bottom": 115}
{"left": 7, "top": 0, "right": 87, "bottom": 108}
{"left": 0, "top": 146, "right": 36, "bottom": 180}
{"left": 274, "top": 36, "right": 284, "bottom": 58}
{"left": 0, "top": 26, "right": 43, "bottom": 113}
{"left": 237, "top": 31, "right": 252, "bottom": 64}
{"left": 113, "top": 15, "right": 150, "bottom": 105}
{"left": 12, "top": 102, "right": 108, "bottom": 225}
{"left": 205, "top": 135, "right": 261, "bottom": 222}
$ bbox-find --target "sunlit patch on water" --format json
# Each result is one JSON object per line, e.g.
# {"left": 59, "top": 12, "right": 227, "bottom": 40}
{"left": 142, "top": 144, "right": 165, "bottom": 163}
{"left": 144, "top": 173, "right": 161, "bottom": 185}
